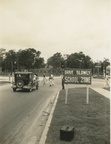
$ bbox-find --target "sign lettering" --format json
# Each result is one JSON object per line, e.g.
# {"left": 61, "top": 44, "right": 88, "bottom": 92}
{"left": 64, "top": 69, "right": 92, "bottom": 84}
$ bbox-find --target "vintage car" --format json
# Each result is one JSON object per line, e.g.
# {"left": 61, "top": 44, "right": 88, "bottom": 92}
{"left": 11, "top": 72, "right": 39, "bottom": 92}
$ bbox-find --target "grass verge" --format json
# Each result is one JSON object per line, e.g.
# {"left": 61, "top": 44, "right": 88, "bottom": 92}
{"left": 45, "top": 87, "right": 110, "bottom": 144}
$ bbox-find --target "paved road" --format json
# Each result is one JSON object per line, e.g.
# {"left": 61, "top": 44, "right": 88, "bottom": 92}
{"left": 0, "top": 77, "right": 61, "bottom": 144}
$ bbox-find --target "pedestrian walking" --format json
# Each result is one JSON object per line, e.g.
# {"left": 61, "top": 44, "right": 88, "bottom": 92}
{"left": 42, "top": 75, "right": 47, "bottom": 85}
{"left": 50, "top": 73, "right": 54, "bottom": 85}
{"left": 33, "top": 74, "right": 39, "bottom": 89}
{"left": 33, "top": 74, "right": 37, "bottom": 82}
{"left": 49, "top": 74, "right": 52, "bottom": 87}
{"left": 36, "top": 74, "right": 39, "bottom": 82}
{"left": 104, "top": 73, "right": 110, "bottom": 88}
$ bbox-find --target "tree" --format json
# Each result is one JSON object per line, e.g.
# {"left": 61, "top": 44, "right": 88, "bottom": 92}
{"left": 18, "top": 48, "right": 45, "bottom": 70}
{"left": 0, "top": 48, "right": 5, "bottom": 57}
{"left": 18, "top": 49, "right": 35, "bottom": 70}
{"left": 0, "top": 48, "right": 6, "bottom": 67}
{"left": 2, "top": 50, "right": 17, "bottom": 72}
{"left": 47, "top": 52, "right": 64, "bottom": 68}
{"left": 101, "top": 58, "right": 110, "bottom": 74}
{"left": 33, "top": 57, "right": 45, "bottom": 68}
{"left": 67, "top": 52, "right": 92, "bottom": 69}
{"left": 1, "top": 48, "right": 45, "bottom": 72}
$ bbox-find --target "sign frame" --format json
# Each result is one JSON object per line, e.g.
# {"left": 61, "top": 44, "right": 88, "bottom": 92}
{"left": 64, "top": 68, "right": 92, "bottom": 85}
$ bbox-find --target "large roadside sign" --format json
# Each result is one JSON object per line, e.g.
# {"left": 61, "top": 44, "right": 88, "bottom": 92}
{"left": 64, "top": 69, "right": 92, "bottom": 84}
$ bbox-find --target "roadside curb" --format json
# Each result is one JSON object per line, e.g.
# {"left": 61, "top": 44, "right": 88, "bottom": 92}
{"left": 39, "top": 91, "right": 60, "bottom": 144}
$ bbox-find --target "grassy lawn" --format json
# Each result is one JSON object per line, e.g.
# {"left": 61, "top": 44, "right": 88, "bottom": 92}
{"left": 45, "top": 87, "right": 110, "bottom": 144}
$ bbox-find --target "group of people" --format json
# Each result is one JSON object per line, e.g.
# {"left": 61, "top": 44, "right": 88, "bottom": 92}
{"left": 42, "top": 72, "right": 65, "bottom": 89}
{"left": 42, "top": 72, "right": 54, "bottom": 87}
{"left": 34, "top": 72, "right": 65, "bottom": 89}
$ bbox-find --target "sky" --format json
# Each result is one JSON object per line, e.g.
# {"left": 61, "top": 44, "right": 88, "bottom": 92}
{"left": 0, "top": 0, "right": 110, "bottom": 62}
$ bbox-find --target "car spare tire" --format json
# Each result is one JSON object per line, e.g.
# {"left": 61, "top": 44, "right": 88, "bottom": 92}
{"left": 16, "top": 80, "right": 24, "bottom": 88}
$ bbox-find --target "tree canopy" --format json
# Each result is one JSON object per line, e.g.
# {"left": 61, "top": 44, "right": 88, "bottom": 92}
{"left": 47, "top": 51, "right": 93, "bottom": 69}
{"left": 47, "top": 52, "right": 64, "bottom": 68}
{"left": 67, "top": 52, "right": 92, "bottom": 69}
{"left": 1, "top": 48, "right": 45, "bottom": 72}
{"left": 0, "top": 48, "right": 6, "bottom": 67}
{"left": 0, "top": 48, "right": 110, "bottom": 75}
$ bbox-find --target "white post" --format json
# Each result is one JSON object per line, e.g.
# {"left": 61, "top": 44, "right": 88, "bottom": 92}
{"left": 65, "top": 84, "right": 68, "bottom": 104}
{"left": 12, "top": 72, "right": 14, "bottom": 83}
{"left": 86, "top": 85, "right": 89, "bottom": 104}
{"left": 9, "top": 74, "right": 11, "bottom": 83}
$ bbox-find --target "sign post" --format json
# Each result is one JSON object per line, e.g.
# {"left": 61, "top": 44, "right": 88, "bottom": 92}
{"left": 65, "top": 84, "right": 68, "bottom": 104}
{"left": 86, "top": 84, "right": 89, "bottom": 104}
{"left": 64, "top": 69, "right": 92, "bottom": 104}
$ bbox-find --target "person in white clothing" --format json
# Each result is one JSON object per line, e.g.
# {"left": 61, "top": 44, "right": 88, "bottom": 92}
{"left": 50, "top": 73, "right": 54, "bottom": 85}
{"left": 42, "top": 75, "right": 47, "bottom": 85}
{"left": 104, "top": 73, "right": 110, "bottom": 88}
{"left": 49, "top": 74, "right": 52, "bottom": 86}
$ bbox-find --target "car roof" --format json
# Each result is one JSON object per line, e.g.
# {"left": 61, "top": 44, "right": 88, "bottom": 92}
{"left": 15, "top": 72, "right": 33, "bottom": 74}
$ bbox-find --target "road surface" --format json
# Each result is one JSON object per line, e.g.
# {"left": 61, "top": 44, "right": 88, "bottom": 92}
{"left": 0, "top": 77, "right": 61, "bottom": 144}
